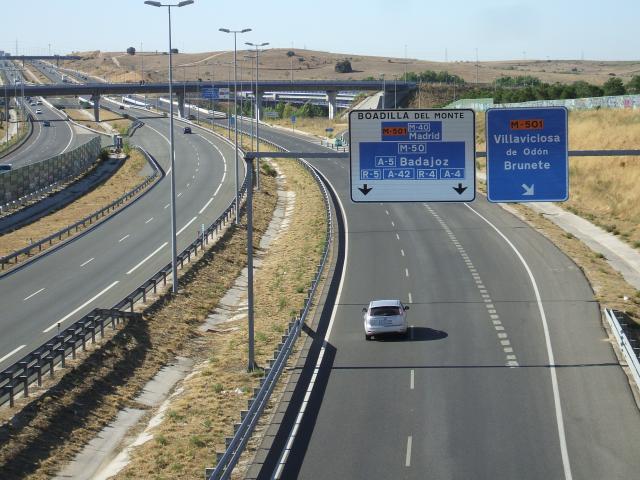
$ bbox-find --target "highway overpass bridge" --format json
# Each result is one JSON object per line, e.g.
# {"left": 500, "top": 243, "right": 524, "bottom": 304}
{"left": 9, "top": 80, "right": 416, "bottom": 120}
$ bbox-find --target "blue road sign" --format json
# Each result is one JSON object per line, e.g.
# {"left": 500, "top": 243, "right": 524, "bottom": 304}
{"left": 201, "top": 87, "right": 229, "bottom": 100}
{"left": 349, "top": 109, "right": 476, "bottom": 202}
{"left": 290, "top": 115, "right": 296, "bottom": 124}
{"left": 486, "top": 107, "right": 568, "bottom": 202}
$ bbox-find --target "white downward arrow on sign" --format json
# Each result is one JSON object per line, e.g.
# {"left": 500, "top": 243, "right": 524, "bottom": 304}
{"left": 522, "top": 184, "right": 535, "bottom": 196}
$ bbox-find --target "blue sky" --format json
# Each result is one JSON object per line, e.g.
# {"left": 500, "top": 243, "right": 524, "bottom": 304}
{"left": 2, "top": 0, "right": 638, "bottom": 61}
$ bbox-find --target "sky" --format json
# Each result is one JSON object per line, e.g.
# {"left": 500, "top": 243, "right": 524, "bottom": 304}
{"left": 1, "top": 0, "right": 638, "bottom": 61}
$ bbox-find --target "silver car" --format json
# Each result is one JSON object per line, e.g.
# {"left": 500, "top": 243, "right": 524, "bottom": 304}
{"left": 363, "top": 299, "right": 409, "bottom": 340}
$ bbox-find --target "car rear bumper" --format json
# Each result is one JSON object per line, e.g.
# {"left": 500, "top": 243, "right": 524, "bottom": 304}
{"left": 365, "top": 325, "right": 407, "bottom": 335}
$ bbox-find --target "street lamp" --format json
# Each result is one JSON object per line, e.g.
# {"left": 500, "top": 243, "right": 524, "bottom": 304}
{"left": 219, "top": 27, "right": 251, "bottom": 225}
{"left": 144, "top": 0, "right": 195, "bottom": 294}
{"left": 245, "top": 41, "right": 268, "bottom": 190}
{"left": 380, "top": 73, "right": 385, "bottom": 109}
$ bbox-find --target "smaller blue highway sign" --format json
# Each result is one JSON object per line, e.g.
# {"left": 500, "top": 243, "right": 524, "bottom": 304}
{"left": 201, "top": 87, "right": 229, "bottom": 100}
{"left": 349, "top": 109, "right": 475, "bottom": 202}
{"left": 486, "top": 107, "right": 568, "bottom": 202}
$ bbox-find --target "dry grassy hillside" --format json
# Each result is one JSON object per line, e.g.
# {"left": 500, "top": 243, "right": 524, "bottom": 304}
{"left": 62, "top": 49, "right": 640, "bottom": 86}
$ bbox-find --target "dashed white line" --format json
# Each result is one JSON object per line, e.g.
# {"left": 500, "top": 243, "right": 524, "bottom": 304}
{"left": 23, "top": 288, "right": 45, "bottom": 301}
{"left": 408, "top": 292, "right": 412, "bottom": 303}
{"left": 177, "top": 192, "right": 183, "bottom": 198}
{"left": 405, "top": 268, "right": 409, "bottom": 278}
{"left": 43, "top": 281, "right": 120, "bottom": 333}
{"left": 0, "top": 345, "right": 26, "bottom": 364}
{"left": 400, "top": 249, "right": 405, "bottom": 256}
{"left": 391, "top": 221, "right": 395, "bottom": 227}
{"left": 405, "top": 436, "right": 412, "bottom": 467}
{"left": 395, "top": 233, "right": 400, "bottom": 240}
{"left": 177, "top": 216, "right": 197, "bottom": 236}
{"left": 119, "top": 234, "right": 130, "bottom": 242}
{"left": 145, "top": 217, "right": 154, "bottom": 224}
{"left": 199, "top": 197, "right": 214, "bottom": 214}
{"left": 80, "top": 257, "right": 95, "bottom": 267}
{"left": 410, "top": 369, "right": 414, "bottom": 390}
{"left": 126, "top": 243, "right": 168, "bottom": 275}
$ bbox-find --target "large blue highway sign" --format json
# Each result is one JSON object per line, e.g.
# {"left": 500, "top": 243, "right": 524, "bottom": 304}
{"left": 349, "top": 109, "right": 475, "bottom": 202}
{"left": 486, "top": 107, "right": 568, "bottom": 202}
{"left": 201, "top": 87, "right": 229, "bottom": 100}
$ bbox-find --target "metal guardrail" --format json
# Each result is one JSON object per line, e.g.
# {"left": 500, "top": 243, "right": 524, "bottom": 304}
{"left": 0, "top": 146, "right": 160, "bottom": 271}
{"left": 0, "top": 139, "right": 250, "bottom": 408}
{"left": 207, "top": 140, "right": 334, "bottom": 480}
{"left": 603, "top": 308, "right": 640, "bottom": 389}
{"left": 0, "top": 112, "right": 34, "bottom": 160}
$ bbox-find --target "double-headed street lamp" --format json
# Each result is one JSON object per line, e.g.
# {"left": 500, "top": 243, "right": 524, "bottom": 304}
{"left": 144, "top": 0, "right": 194, "bottom": 294}
{"left": 219, "top": 27, "right": 251, "bottom": 225}
{"left": 245, "top": 41, "right": 268, "bottom": 190}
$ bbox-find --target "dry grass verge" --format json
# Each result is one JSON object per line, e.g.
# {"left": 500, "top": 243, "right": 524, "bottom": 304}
{"left": 266, "top": 117, "right": 347, "bottom": 139}
{"left": 0, "top": 172, "right": 279, "bottom": 479}
{"left": 0, "top": 150, "right": 147, "bottom": 258}
{"left": 65, "top": 109, "right": 132, "bottom": 135}
{"left": 115, "top": 159, "right": 326, "bottom": 479}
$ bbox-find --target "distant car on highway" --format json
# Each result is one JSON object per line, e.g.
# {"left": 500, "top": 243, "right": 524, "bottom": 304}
{"left": 43, "top": 120, "right": 50, "bottom": 127}
{"left": 36, "top": 100, "right": 42, "bottom": 105}
{"left": 363, "top": 299, "right": 409, "bottom": 340}
{"left": 0, "top": 164, "right": 12, "bottom": 172}
{"left": 35, "top": 109, "right": 42, "bottom": 114}
{"left": 183, "top": 126, "right": 192, "bottom": 134}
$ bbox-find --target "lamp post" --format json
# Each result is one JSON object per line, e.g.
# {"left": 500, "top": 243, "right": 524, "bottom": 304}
{"left": 245, "top": 41, "right": 268, "bottom": 190}
{"left": 380, "top": 73, "right": 385, "bottom": 109}
{"left": 219, "top": 27, "right": 251, "bottom": 225}
{"left": 144, "top": 0, "right": 194, "bottom": 294}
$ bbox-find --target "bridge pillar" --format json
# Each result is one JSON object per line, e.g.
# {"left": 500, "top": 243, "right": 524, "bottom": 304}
{"left": 91, "top": 93, "right": 100, "bottom": 122}
{"left": 326, "top": 90, "right": 337, "bottom": 119}
{"left": 177, "top": 92, "right": 185, "bottom": 118}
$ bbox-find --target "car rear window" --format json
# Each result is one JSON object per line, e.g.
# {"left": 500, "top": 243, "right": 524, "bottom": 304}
{"left": 370, "top": 306, "right": 401, "bottom": 316}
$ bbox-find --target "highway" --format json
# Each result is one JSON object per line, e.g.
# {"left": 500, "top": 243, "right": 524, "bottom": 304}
{"left": 237, "top": 123, "right": 640, "bottom": 479}
{"left": 0, "top": 60, "right": 80, "bottom": 167}
{"left": 0, "top": 108, "right": 243, "bottom": 371}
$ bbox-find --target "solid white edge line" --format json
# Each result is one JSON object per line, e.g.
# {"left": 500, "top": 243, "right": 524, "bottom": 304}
{"left": 126, "top": 242, "right": 168, "bottom": 275}
{"left": 23, "top": 288, "right": 45, "bottom": 301}
{"left": 0, "top": 345, "right": 27, "bottom": 364}
{"left": 193, "top": 133, "right": 228, "bottom": 198}
{"left": 273, "top": 167, "right": 349, "bottom": 479}
{"left": 199, "top": 197, "right": 214, "bottom": 214}
{"left": 465, "top": 203, "right": 573, "bottom": 480}
{"left": 405, "top": 435, "right": 412, "bottom": 467}
{"left": 80, "top": 257, "right": 95, "bottom": 267}
{"left": 177, "top": 216, "right": 197, "bottom": 236}
{"left": 43, "top": 281, "right": 119, "bottom": 333}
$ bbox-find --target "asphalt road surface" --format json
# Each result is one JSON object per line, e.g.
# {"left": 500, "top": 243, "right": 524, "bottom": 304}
{"left": 242, "top": 122, "right": 640, "bottom": 480}
{"left": 0, "top": 108, "right": 243, "bottom": 371}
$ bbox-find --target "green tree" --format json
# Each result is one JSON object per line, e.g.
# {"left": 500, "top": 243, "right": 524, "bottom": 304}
{"left": 334, "top": 59, "right": 353, "bottom": 73}
{"left": 603, "top": 77, "right": 626, "bottom": 96}
{"left": 626, "top": 75, "right": 640, "bottom": 94}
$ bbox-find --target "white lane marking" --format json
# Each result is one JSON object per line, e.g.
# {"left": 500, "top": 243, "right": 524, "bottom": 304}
{"left": 119, "top": 234, "right": 130, "bottom": 242}
{"left": 199, "top": 197, "right": 214, "bottom": 214}
{"left": 186, "top": 183, "right": 191, "bottom": 188}
{"left": 273, "top": 170, "right": 349, "bottom": 479}
{"left": 385, "top": 210, "right": 390, "bottom": 215}
{"left": 405, "top": 268, "right": 409, "bottom": 278}
{"left": 44, "top": 281, "right": 119, "bottom": 333}
{"left": 401, "top": 249, "right": 405, "bottom": 256}
{"left": 192, "top": 175, "right": 195, "bottom": 179}
{"left": 213, "top": 183, "right": 223, "bottom": 197}
{"left": 145, "top": 217, "right": 154, "bottom": 224}
{"left": 177, "top": 216, "right": 197, "bottom": 236}
{"left": 80, "top": 257, "right": 95, "bottom": 267}
{"left": 405, "top": 436, "right": 412, "bottom": 467}
{"left": 23, "top": 288, "right": 45, "bottom": 301}
{"left": 396, "top": 233, "right": 400, "bottom": 240}
{"left": 126, "top": 243, "right": 168, "bottom": 275}
{"left": 0, "top": 345, "right": 26, "bottom": 364}
{"left": 391, "top": 221, "right": 395, "bottom": 227}
{"left": 177, "top": 192, "right": 183, "bottom": 198}
{"left": 195, "top": 131, "right": 229, "bottom": 195}
{"left": 410, "top": 370, "right": 414, "bottom": 390}
{"left": 466, "top": 204, "right": 573, "bottom": 480}
{"left": 164, "top": 204, "right": 170, "bottom": 209}
{"left": 408, "top": 292, "right": 412, "bottom": 303}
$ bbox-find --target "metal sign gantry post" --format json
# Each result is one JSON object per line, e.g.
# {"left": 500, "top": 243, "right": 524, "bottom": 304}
{"left": 242, "top": 151, "right": 348, "bottom": 372}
